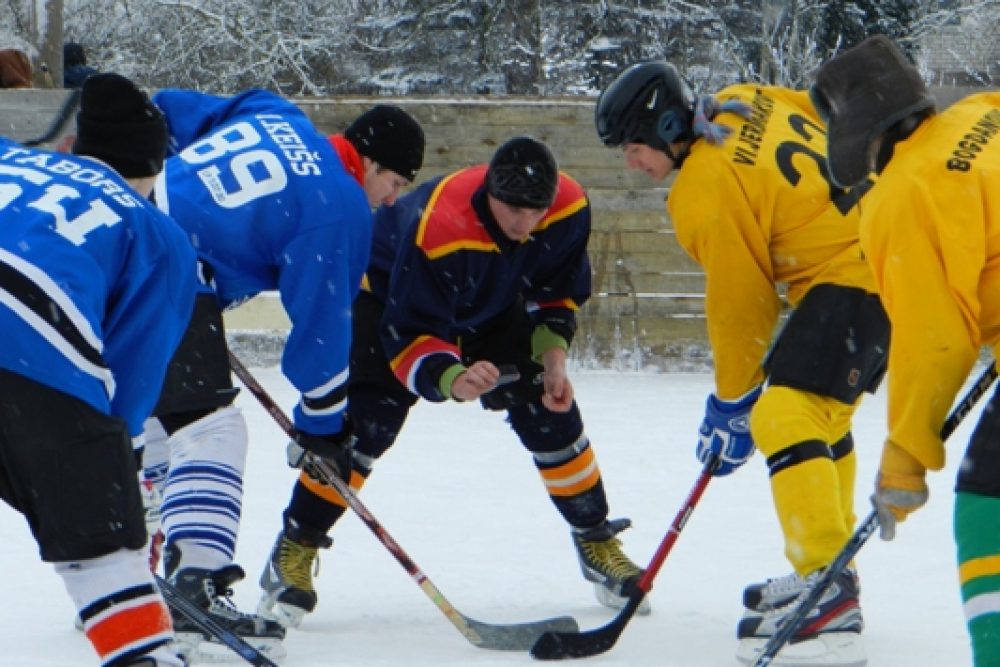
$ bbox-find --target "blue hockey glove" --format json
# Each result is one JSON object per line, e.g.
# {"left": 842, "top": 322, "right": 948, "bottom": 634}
{"left": 696, "top": 386, "right": 762, "bottom": 476}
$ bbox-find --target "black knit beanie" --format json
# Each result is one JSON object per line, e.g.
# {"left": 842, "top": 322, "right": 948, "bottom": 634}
{"left": 72, "top": 73, "right": 167, "bottom": 179}
{"left": 486, "top": 136, "right": 558, "bottom": 209}
{"left": 344, "top": 105, "right": 425, "bottom": 182}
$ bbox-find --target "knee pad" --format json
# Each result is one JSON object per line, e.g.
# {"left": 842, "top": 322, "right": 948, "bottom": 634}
{"left": 507, "top": 401, "right": 584, "bottom": 453}
{"left": 141, "top": 417, "right": 170, "bottom": 486}
{"left": 169, "top": 405, "right": 248, "bottom": 475}
{"left": 54, "top": 548, "right": 153, "bottom": 607}
{"left": 751, "top": 386, "right": 841, "bottom": 457}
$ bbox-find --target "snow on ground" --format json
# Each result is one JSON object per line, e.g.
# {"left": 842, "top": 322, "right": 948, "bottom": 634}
{"left": 0, "top": 366, "right": 976, "bottom": 666}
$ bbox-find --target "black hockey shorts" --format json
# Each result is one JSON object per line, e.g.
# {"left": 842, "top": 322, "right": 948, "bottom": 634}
{"left": 347, "top": 292, "right": 419, "bottom": 460}
{"left": 957, "top": 384, "right": 1000, "bottom": 498}
{"left": 765, "top": 283, "right": 890, "bottom": 404}
{"left": 0, "top": 370, "right": 146, "bottom": 562}
{"left": 153, "top": 291, "right": 239, "bottom": 433}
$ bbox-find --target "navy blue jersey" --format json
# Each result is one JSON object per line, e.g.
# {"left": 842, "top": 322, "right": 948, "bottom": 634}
{"left": 0, "top": 139, "right": 197, "bottom": 436}
{"left": 366, "top": 165, "right": 592, "bottom": 400}
{"left": 152, "top": 89, "right": 372, "bottom": 435}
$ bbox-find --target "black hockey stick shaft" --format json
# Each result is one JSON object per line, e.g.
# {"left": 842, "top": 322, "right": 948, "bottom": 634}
{"left": 530, "top": 456, "right": 719, "bottom": 660}
{"left": 20, "top": 89, "right": 81, "bottom": 147}
{"left": 227, "top": 350, "right": 577, "bottom": 650}
{"left": 751, "top": 361, "right": 998, "bottom": 667}
{"left": 155, "top": 574, "right": 278, "bottom": 667}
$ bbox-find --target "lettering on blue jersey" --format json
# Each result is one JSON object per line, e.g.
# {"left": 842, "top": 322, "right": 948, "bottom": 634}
{"left": 946, "top": 108, "right": 1000, "bottom": 173}
{"left": 0, "top": 163, "right": 126, "bottom": 245}
{"left": 256, "top": 113, "right": 322, "bottom": 177}
{"left": 733, "top": 89, "right": 775, "bottom": 166}
{"left": 178, "top": 121, "right": 290, "bottom": 209}
{"left": 1, "top": 149, "right": 143, "bottom": 208}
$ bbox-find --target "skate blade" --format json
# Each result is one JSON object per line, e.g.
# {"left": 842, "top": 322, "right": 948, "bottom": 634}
{"left": 594, "top": 583, "right": 651, "bottom": 616}
{"left": 736, "top": 632, "right": 867, "bottom": 667}
{"left": 176, "top": 630, "right": 287, "bottom": 664}
{"left": 257, "top": 593, "right": 307, "bottom": 629}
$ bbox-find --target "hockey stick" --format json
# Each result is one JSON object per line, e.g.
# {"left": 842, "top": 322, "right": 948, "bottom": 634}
{"left": 20, "top": 89, "right": 81, "bottom": 147}
{"left": 530, "top": 455, "right": 720, "bottom": 660}
{"left": 750, "top": 360, "right": 999, "bottom": 667}
{"left": 226, "top": 350, "right": 578, "bottom": 651}
{"left": 155, "top": 574, "right": 278, "bottom": 667}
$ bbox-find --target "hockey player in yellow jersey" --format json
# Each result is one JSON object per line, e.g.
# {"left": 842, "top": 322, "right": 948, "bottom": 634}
{"left": 596, "top": 62, "right": 888, "bottom": 665}
{"left": 812, "top": 35, "right": 1000, "bottom": 667}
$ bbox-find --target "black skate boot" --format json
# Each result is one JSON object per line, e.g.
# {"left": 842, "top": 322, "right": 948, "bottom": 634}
{"left": 167, "top": 547, "right": 285, "bottom": 662}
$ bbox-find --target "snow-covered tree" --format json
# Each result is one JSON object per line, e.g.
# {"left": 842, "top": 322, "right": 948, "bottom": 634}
{"left": 3, "top": 0, "right": 997, "bottom": 94}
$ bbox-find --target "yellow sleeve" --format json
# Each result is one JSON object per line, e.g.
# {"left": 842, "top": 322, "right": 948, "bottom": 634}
{"left": 862, "top": 119, "right": 988, "bottom": 470}
{"left": 670, "top": 161, "right": 779, "bottom": 399}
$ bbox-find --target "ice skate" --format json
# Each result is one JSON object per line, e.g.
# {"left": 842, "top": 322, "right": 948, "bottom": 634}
{"left": 572, "top": 518, "right": 651, "bottom": 615}
{"left": 258, "top": 517, "right": 332, "bottom": 628}
{"left": 169, "top": 563, "right": 286, "bottom": 663}
{"left": 736, "top": 568, "right": 865, "bottom": 667}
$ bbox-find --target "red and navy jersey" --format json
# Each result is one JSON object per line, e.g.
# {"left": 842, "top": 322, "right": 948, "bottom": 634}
{"left": 365, "top": 165, "right": 591, "bottom": 401}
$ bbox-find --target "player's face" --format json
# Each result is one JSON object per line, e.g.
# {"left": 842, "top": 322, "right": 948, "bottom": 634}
{"left": 623, "top": 142, "right": 675, "bottom": 181}
{"left": 364, "top": 161, "right": 411, "bottom": 207}
{"left": 487, "top": 195, "right": 547, "bottom": 242}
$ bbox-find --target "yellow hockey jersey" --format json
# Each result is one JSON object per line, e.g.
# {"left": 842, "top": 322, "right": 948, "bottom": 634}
{"left": 860, "top": 92, "right": 1000, "bottom": 471}
{"left": 668, "top": 84, "right": 876, "bottom": 399}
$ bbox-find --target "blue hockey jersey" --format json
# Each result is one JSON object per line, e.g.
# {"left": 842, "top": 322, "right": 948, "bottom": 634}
{"left": 366, "top": 165, "right": 592, "bottom": 401}
{"left": 0, "top": 139, "right": 197, "bottom": 436}
{"left": 152, "top": 89, "right": 372, "bottom": 435}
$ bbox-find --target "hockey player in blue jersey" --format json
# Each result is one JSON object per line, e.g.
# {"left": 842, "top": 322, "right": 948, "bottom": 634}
{"left": 0, "top": 73, "right": 196, "bottom": 666}
{"left": 145, "top": 89, "right": 425, "bottom": 655}
{"left": 259, "top": 136, "right": 649, "bottom": 628}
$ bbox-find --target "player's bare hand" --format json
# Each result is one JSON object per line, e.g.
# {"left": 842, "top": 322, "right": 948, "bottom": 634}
{"left": 451, "top": 361, "right": 501, "bottom": 401}
{"left": 541, "top": 348, "right": 573, "bottom": 412}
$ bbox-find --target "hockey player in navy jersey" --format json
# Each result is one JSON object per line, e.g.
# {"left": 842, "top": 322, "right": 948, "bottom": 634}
{"left": 259, "top": 136, "right": 648, "bottom": 628}
{"left": 0, "top": 73, "right": 196, "bottom": 666}
{"left": 145, "top": 88, "right": 425, "bottom": 655}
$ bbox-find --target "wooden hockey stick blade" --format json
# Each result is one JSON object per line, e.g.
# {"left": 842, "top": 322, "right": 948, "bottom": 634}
{"left": 452, "top": 607, "right": 580, "bottom": 651}
{"left": 531, "top": 460, "right": 717, "bottom": 660}
{"left": 156, "top": 575, "right": 279, "bottom": 667}
{"left": 305, "top": 451, "right": 579, "bottom": 650}
{"left": 226, "top": 350, "right": 578, "bottom": 650}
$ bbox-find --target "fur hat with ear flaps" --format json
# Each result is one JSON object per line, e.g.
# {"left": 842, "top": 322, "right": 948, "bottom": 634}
{"left": 810, "top": 34, "right": 935, "bottom": 188}
{"left": 72, "top": 72, "right": 167, "bottom": 179}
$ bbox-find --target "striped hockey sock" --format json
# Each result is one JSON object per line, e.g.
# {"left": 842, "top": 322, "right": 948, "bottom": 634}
{"left": 956, "top": 491, "right": 1000, "bottom": 667}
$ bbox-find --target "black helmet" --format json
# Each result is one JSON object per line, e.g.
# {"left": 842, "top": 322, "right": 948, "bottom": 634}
{"left": 486, "top": 136, "right": 558, "bottom": 209}
{"left": 595, "top": 61, "right": 696, "bottom": 150}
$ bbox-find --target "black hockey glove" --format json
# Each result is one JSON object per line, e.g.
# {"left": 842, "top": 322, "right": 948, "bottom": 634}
{"left": 286, "top": 420, "right": 356, "bottom": 483}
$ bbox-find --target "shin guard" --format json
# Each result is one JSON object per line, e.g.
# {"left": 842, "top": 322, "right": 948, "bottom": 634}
{"left": 161, "top": 406, "right": 248, "bottom": 574}
{"left": 56, "top": 549, "right": 174, "bottom": 666}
